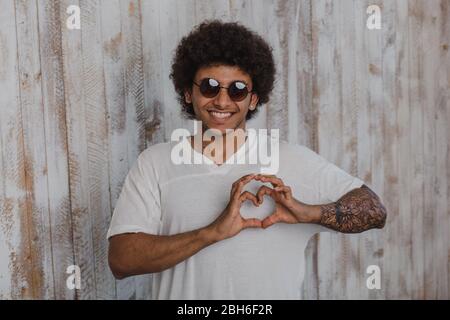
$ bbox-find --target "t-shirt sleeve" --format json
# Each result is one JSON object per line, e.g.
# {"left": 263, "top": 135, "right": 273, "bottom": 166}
{"left": 106, "top": 150, "right": 162, "bottom": 239}
{"left": 317, "top": 160, "right": 365, "bottom": 204}
{"left": 294, "top": 145, "right": 365, "bottom": 235}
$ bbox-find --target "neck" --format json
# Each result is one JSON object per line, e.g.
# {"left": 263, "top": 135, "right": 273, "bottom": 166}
{"left": 190, "top": 126, "right": 248, "bottom": 164}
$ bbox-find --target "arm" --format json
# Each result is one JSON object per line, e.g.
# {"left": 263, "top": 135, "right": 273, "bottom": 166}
{"left": 251, "top": 175, "right": 387, "bottom": 233}
{"left": 108, "top": 174, "right": 261, "bottom": 279}
{"left": 296, "top": 185, "right": 387, "bottom": 233}
{"left": 108, "top": 227, "right": 216, "bottom": 279}
{"left": 309, "top": 185, "right": 387, "bottom": 233}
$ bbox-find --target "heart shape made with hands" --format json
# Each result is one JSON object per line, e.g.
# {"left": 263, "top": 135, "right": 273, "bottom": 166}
{"left": 239, "top": 175, "right": 300, "bottom": 229}
{"left": 239, "top": 182, "right": 275, "bottom": 219}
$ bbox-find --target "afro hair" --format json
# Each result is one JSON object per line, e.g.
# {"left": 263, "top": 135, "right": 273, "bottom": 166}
{"left": 169, "top": 20, "right": 276, "bottom": 120}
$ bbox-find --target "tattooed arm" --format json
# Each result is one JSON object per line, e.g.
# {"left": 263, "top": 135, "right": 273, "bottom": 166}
{"left": 249, "top": 175, "right": 387, "bottom": 233}
{"left": 317, "top": 185, "right": 387, "bottom": 233}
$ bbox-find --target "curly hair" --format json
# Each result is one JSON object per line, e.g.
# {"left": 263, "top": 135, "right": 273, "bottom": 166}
{"left": 169, "top": 20, "right": 276, "bottom": 120}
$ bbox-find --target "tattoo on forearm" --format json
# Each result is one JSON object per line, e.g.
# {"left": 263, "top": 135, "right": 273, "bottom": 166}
{"left": 319, "top": 185, "right": 387, "bottom": 233}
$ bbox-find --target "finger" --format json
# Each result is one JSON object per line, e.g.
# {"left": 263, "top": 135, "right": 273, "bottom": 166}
{"left": 255, "top": 174, "right": 285, "bottom": 188}
{"left": 262, "top": 213, "right": 280, "bottom": 229}
{"left": 231, "top": 173, "right": 256, "bottom": 198}
{"left": 231, "top": 182, "right": 245, "bottom": 203}
{"left": 236, "top": 173, "right": 257, "bottom": 184}
{"left": 274, "top": 185, "right": 293, "bottom": 200}
{"left": 256, "top": 185, "right": 274, "bottom": 204}
{"left": 239, "top": 191, "right": 259, "bottom": 206}
{"left": 232, "top": 174, "right": 256, "bottom": 190}
{"left": 242, "top": 218, "right": 263, "bottom": 229}
{"left": 234, "top": 174, "right": 257, "bottom": 197}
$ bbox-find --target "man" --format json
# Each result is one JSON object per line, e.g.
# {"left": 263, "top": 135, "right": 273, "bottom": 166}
{"left": 107, "top": 20, "right": 387, "bottom": 299}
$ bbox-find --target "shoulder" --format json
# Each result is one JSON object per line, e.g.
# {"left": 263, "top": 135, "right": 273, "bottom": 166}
{"left": 138, "top": 141, "right": 173, "bottom": 162}
{"left": 278, "top": 140, "right": 327, "bottom": 164}
{"left": 133, "top": 140, "right": 174, "bottom": 178}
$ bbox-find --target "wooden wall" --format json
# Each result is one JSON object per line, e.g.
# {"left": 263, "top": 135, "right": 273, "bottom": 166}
{"left": 0, "top": 0, "right": 448, "bottom": 299}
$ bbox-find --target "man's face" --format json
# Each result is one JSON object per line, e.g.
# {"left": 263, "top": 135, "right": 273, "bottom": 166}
{"left": 184, "top": 64, "right": 259, "bottom": 134}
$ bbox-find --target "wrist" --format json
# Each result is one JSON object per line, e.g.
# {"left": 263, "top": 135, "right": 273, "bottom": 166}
{"left": 309, "top": 205, "right": 323, "bottom": 224}
{"left": 293, "top": 201, "right": 322, "bottom": 224}
{"left": 200, "top": 224, "right": 221, "bottom": 245}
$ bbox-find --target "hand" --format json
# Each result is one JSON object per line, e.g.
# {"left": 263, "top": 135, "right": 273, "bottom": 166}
{"left": 207, "top": 174, "right": 263, "bottom": 242}
{"left": 254, "top": 174, "right": 318, "bottom": 228}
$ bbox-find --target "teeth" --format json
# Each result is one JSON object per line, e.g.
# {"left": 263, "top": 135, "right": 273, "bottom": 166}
{"left": 210, "top": 111, "right": 232, "bottom": 119}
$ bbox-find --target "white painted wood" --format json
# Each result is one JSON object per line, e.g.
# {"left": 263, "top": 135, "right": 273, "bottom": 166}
{"left": 35, "top": 0, "right": 76, "bottom": 300}
{"left": 0, "top": 0, "right": 448, "bottom": 300}
{"left": 78, "top": 0, "right": 115, "bottom": 299}
{"left": 380, "top": 0, "right": 409, "bottom": 299}
{"left": 0, "top": 0, "right": 28, "bottom": 299}
{"left": 312, "top": 0, "right": 346, "bottom": 299}
{"left": 60, "top": 0, "right": 97, "bottom": 300}
{"left": 407, "top": 0, "right": 426, "bottom": 299}
{"left": 141, "top": 0, "right": 165, "bottom": 145}
{"left": 15, "top": 0, "right": 55, "bottom": 299}
{"left": 100, "top": 0, "right": 136, "bottom": 300}
{"left": 421, "top": 0, "right": 448, "bottom": 299}
{"left": 353, "top": 0, "right": 379, "bottom": 300}
{"left": 392, "top": 0, "right": 415, "bottom": 299}
{"left": 159, "top": 0, "right": 188, "bottom": 139}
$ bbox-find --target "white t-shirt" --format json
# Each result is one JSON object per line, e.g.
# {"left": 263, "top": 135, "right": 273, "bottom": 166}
{"left": 107, "top": 130, "right": 364, "bottom": 299}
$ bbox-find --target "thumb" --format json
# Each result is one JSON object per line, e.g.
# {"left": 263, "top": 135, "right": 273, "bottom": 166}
{"left": 242, "top": 218, "right": 263, "bottom": 229}
{"left": 262, "top": 213, "right": 280, "bottom": 229}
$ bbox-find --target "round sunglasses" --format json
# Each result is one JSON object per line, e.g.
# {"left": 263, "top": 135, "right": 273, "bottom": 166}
{"left": 192, "top": 78, "right": 253, "bottom": 102}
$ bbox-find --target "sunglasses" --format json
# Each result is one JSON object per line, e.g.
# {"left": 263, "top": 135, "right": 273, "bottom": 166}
{"left": 192, "top": 78, "right": 253, "bottom": 102}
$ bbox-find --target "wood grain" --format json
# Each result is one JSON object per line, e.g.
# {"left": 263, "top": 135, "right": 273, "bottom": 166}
{"left": 0, "top": 0, "right": 448, "bottom": 299}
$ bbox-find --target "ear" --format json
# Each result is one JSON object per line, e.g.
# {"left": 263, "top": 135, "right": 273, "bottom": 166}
{"left": 249, "top": 93, "right": 259, "bottom": 110}
{"left": 184, "top": 88, "right": 192, "bottom": 104}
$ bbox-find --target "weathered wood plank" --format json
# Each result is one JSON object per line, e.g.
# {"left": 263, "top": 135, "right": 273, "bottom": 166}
{"left": 176, "top": 0, "right": 198, "bottom": 136}
{"left": 0, "top": 0, "right": 449, "bottom": 300}
{"left": 407, "top": 0, "right": 426, "bottom": 299}
{"left": 439, "top": 0, "right": 450, "bottom": 301}
{"left": 337, "top": 0, "right": 364, "bottom": 300}
{"left": 0, "top": 0, "right": 32, "bottom": 299}
{"left": 420, "top": 0, "right": 437, "bottom": 299}
{"left": 263, "top": 0, "right": 290, "bottom": 143}
{"left": 355, "top": 1, "right": 386, "bottom": 299}
{"left": 78, "top": 0, "right": 115, "bottom": 299}
{"left": 100, "top": 0, "right": 136, "bottom": 300}
{"left": 141, "top": 0, "right": 165, "bottom": 146}
{"left": 435, "top": 0, "right": 449, "bottom": 299}
{"left": 312, "top": 0, "right": 349, "bottom": 299}
{"left": 59, "top": 0, "right": 97, "bottom": 300}
{"left": 158, "top": 0, "right": 188, "bottom": 138}
{"left": 195, "top": 0, "right": 231, "bottom": 24}
{"left": 14, "top": 0, "right": 55, "bottom": 299}
{"left": 394, "top": 0, "right": 418, "bottom": 299}
{"left": 302, "top": 0, "right": 321, "bottom": 299}
{"left": 119, "top": 0, "right": 150, "bottom": 300}
{"left": 422, "top": 0, "right": 448, "bottom": 299}
{"left": 36, "top": 0, "right": 76, "bottom": 300}
{"left": 378, "top": 0, "right": 402, "bottom": 299}
{"left": 352, "top": 0, "right": 379, "bottom": 300}
{"left": 245, "top": 0, "right": 270, "bottom": 131}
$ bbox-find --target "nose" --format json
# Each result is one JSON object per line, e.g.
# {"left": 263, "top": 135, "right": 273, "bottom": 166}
{"left": 212, "top": 87, "right": 233, "bottom": 108}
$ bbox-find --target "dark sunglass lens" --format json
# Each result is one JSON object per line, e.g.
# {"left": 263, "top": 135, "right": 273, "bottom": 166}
{"left": 200, "top": 78, "right": 219, "bottom": 97}
{"left": 229, "top": 81, "right": 248, "bottom": 101}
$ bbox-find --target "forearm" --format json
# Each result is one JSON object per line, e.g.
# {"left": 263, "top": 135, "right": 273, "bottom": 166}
{"left": 108, "top": 226, "right": 217, "bottom": 279}
{"left": 307, "top": 185, "right": 387, "bottom": 233}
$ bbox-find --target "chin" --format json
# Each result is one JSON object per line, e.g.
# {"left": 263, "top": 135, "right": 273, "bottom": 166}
{"left": 203, "top": 125, "right": 233, "bottom": 135}
{"left": 204, "top": 121, "right": 244, "bottom": 132}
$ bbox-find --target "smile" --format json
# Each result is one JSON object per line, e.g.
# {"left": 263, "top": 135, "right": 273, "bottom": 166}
{"left": 208, "top": 110, "right": 234, "bottom": 121}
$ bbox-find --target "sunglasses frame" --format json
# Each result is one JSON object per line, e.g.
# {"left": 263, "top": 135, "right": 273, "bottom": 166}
{"left": 192, "top": 78, "right": 254, "bottom": 102}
